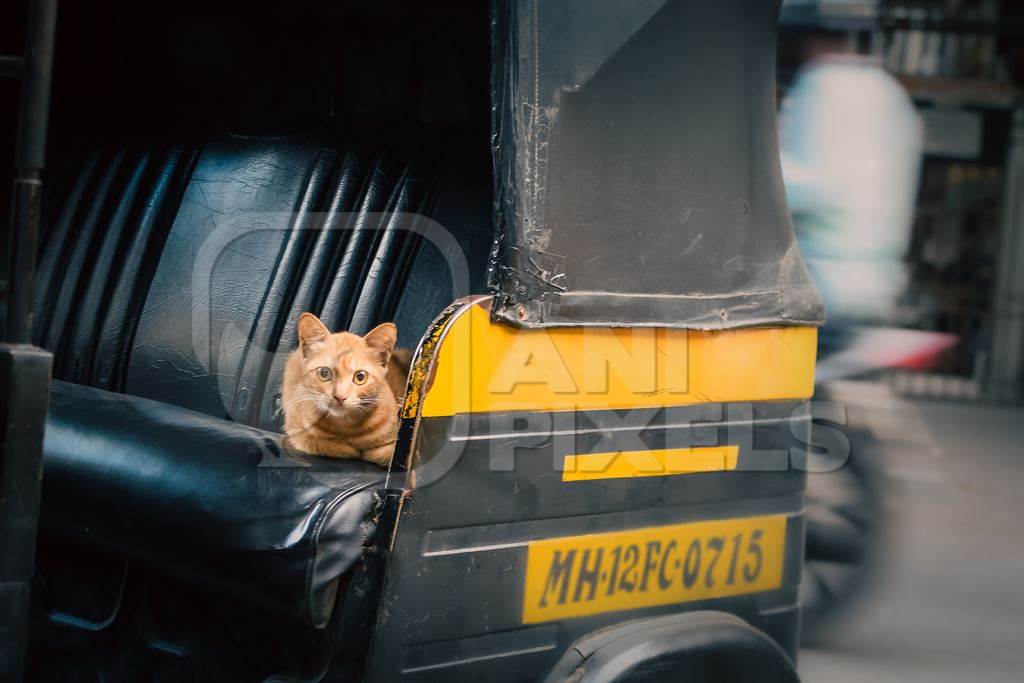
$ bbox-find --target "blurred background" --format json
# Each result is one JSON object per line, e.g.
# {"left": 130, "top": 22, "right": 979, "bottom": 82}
{"left": 778, "top": 1, "right": 1024, "bottom": 681}
{"left": 2, "top": 0, "right": 1022, "bottom": 680}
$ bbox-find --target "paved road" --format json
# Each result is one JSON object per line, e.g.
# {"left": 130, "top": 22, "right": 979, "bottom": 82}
{"left": 800, "top": 381, "right": 1024, "bottom": 682}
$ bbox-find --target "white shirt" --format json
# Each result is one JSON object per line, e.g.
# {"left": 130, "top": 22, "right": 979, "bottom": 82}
{"left": 780, "top": 56, "right": 923, "bottom": 322}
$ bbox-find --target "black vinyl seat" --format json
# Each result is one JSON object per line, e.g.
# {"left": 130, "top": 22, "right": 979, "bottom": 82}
{"left": 21, "top": 1, "right": 495, "bottom": 677}
{"left": 30, "top": 128, "right": 492, "bottom": 655}
{"left": 42, "top": 380, "right": 386, "bottom": 628}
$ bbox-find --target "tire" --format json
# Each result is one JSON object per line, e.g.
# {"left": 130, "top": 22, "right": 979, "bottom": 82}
{"left": 800, "top": 415, "right": 886, "bottom": 643}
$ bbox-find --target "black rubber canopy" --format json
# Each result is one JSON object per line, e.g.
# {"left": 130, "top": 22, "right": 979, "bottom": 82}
{"left": 489, "top": 0, "right": 824, "bottom": 330}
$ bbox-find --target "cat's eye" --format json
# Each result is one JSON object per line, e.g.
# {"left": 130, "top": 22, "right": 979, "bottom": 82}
{"left": 352, "top": 370, "right": 368, "bottom": 385}
{"left": 315, "top": 367, "right": 333, "bottom": 381}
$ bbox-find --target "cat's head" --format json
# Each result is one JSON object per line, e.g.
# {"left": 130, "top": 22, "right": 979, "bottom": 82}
{"left": 293, "top": 312, "right": 397, "bottom": 420}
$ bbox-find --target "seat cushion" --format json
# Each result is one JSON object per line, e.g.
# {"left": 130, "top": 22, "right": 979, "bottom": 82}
{"left": 41, "top": 380, "right": 390, "bottom": 627}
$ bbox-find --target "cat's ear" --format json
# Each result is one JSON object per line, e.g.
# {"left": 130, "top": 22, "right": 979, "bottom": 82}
{"left": 363, "top": 322, "right": 397, "bottom": 367}
{"left": 298, "top": 312, "right": 330, "bottom": 356}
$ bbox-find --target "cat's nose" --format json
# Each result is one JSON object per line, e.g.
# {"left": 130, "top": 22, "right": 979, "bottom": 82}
{"left": 333, "top": 391, "right": 348, "bottom": 404}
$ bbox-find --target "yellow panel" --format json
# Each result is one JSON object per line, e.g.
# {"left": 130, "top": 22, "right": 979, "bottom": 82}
{"left": 522, "top": 514, "right": 788, "bottom": 624}
{"left": 562, "top": 446, "right": 739, "bottom": 482}
{"left": 420, "top": 302, "right": 816, "bottom": 417}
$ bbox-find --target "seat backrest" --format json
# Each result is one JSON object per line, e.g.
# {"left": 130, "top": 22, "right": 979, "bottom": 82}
{"left": 34, "top": 130, "right": 493, "bottom": 431}
{"left": 24, "top": 4, "right": 495, "bottom": 680}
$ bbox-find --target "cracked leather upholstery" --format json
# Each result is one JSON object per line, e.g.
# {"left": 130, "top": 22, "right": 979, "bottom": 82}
{"left": 35, "top": 131, "right": 492, "bottom": 429}
{"left": 25, "top": 1, "right": 493, "bottom": 676}
{"left": 29, "top": 130, "right": 492, "bottom": 639}
{"left": 42, "top": 380, "right": 387, "bottom": 628}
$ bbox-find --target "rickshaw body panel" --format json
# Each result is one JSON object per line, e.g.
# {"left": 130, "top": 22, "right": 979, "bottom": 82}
{"left": 362, "top": 298, "right": 815, "bottom": 680}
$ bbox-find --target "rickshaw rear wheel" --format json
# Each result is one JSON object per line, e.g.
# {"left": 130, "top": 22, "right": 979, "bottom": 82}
{"left": 543, "top": 612, "right": 799, "bottom": 683}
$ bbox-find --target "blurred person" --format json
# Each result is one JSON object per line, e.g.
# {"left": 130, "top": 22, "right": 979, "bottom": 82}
{"left": 779, "top": 31, "right": 923, "bottom": 350}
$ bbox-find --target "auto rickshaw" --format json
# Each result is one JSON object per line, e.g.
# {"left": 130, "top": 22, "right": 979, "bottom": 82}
{"left": 1, "top": 1, "right": 824, "bottom": 681}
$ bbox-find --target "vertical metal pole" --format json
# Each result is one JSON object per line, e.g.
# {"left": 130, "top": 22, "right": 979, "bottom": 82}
{"left": 1, "top": 1, "right": 57, "bottom": 681}
{"left": 5, "top": 0, "right": 57, "bottom": 344}
{"left": 989, "top": 107, "right": 1024, "bottom": 402}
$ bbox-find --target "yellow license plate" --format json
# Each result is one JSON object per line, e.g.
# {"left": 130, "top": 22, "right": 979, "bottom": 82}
{"left": 522, "top": 514, "right": 787, "bottom": 624}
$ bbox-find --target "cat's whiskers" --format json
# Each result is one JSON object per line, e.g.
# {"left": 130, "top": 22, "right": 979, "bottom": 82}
{"left": 349, "top": 392, "right": 380, "bottom": 415}
{"left": 276, "top": 391, "right": 328, "bottom": 417}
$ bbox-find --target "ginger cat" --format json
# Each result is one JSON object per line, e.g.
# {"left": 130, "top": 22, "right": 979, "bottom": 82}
{"left": 281, "top": 313, "right": 410, "bottom": 467}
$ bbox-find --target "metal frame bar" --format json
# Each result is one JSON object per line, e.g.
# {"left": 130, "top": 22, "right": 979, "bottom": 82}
{"left": 5, "top": 0, "right": 57, "bottom": 344}
{"left": 1, "top": 1, "right": 57, "bottom": 680}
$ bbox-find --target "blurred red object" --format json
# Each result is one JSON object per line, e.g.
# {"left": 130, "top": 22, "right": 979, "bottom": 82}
{"left": 816, "top": 328, "right": 959, "bottom": 383}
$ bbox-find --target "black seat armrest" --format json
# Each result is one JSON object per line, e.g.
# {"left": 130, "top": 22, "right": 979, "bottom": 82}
{"left": 41, "top": 381, "right": 390, "bottom": 627}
